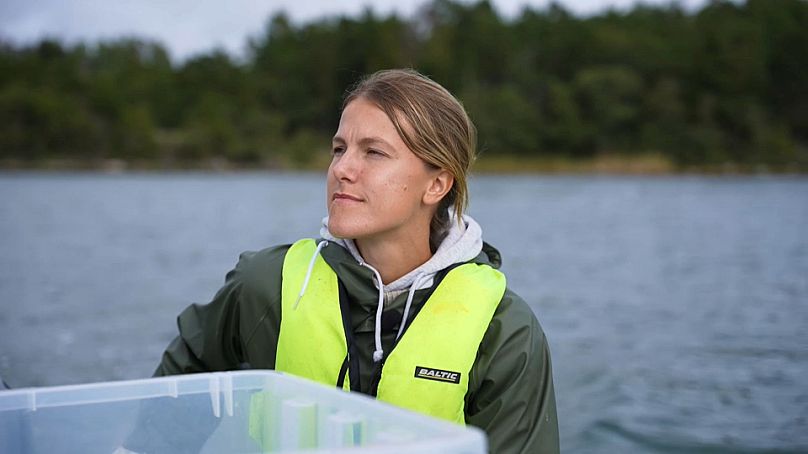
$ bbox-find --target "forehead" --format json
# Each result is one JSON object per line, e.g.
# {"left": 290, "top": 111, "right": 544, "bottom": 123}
{"left": 340, "top": 98, "right": 389, "bottom": 122}
{"left": 335, "top": 98, "right": 407, "bottom": 142}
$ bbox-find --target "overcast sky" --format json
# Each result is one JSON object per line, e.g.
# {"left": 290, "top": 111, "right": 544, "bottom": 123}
{"left": 1, "top": 0, "right": 708, "bottom": 62}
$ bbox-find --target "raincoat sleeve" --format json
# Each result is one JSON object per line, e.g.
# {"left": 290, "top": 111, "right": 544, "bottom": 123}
{"left": 466, "top": 289, "right": 560, "bottom": 454}
{"left": 153, "top": 245, "right": 288, "bottom": 376}
{"left": 153, "top": 260, "right": 247, "bottom": 376}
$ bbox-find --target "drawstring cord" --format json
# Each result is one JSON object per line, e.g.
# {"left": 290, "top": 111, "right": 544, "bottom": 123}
{"left": 358, "top": 261, "right": 386, "bottom": 363}
{"left": 363, "top": 266, "right": 431, "bottom": 361}
{"left": 396, "top": 273, "right": 429, "bottom": 341}
{"left": 296, "top": 240, "right": 431, "bottom": 364}
{"left": 293, "top": 240, "right": 329, "bottom": 310}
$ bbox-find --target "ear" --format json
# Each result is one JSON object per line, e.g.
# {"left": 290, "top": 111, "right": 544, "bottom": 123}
{"left": 423, "top": 169, "right": 454, "bottom": 207}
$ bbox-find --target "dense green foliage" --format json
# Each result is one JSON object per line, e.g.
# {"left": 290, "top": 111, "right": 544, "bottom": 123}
{"left": 1, "top": 0, "right": 806, "bottom": 170}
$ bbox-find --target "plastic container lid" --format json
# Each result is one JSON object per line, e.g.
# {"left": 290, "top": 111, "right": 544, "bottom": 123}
{"left": 0, "top": 370, "right": 486, "bottom": 453}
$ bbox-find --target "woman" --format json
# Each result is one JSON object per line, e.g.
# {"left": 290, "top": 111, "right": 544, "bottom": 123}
{"left": 154, "top": 69, "right": 559, "bottom": 453}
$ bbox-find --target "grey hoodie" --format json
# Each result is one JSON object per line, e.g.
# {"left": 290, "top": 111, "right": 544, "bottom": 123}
{"left": 320, "top": 213, "right": 484, "bottom": 294}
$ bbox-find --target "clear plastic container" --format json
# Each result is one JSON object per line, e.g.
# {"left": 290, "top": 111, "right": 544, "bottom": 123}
{"left": 0, "top": 370, "right": 486, "bottom": 453}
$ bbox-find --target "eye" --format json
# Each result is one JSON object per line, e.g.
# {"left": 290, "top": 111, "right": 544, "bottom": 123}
{"left": 367, "top": 148, "right": 387, "bottom": 157}
{"left": 331, "top": 146, "right": 345, "bottom": 156}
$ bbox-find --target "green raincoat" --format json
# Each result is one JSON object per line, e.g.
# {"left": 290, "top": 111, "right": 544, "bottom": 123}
{"left": 154, "top": 239, "right": 559, "bottom": 453}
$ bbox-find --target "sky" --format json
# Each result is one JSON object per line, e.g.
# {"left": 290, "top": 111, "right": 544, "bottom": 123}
{"left": 1, "top": 0, "right": 709, "bottom": 62}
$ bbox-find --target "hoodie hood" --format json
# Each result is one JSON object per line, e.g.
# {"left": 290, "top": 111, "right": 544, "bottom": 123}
{"left": 320, "top": 213, "right": 484, "bottom": 292}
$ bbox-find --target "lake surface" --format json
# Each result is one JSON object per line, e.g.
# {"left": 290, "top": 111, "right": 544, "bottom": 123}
{"left": 1, "top": 172, "right": 807, "bottom": 453}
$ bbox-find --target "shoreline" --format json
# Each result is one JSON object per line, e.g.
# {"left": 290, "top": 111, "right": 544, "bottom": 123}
{"left": 1, "top": 154, "right": 806, "bottom": 176}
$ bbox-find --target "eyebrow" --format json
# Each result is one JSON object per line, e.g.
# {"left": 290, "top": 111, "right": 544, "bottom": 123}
{"left": 332, "top": 135, "right": 395, "bottom": 150}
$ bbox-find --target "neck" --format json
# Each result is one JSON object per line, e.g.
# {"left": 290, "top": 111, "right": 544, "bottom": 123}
{"left": 355, "top": 231, "right": 432, "bottom": 285}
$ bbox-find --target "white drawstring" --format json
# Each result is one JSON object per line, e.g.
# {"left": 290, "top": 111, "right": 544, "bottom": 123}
{"left": 293, "top": 240, "right": 328, "bottom": 310}
{"left": 301, "top": 241, "right": 432, "bottom": 362}
{"left": 396, "top": 273, "right": 429, "bottom": 341}
{"left": 358, "top": 260, "right": 386, "bottom": 363}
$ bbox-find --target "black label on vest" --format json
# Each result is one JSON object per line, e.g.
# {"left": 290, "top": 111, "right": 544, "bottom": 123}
{"left": 414, "top": 366, "right": 461, "bottom": 384}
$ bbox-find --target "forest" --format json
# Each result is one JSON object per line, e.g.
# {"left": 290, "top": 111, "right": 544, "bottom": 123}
{"left": 1, "top": 0, "right": 807, "bottom": 172}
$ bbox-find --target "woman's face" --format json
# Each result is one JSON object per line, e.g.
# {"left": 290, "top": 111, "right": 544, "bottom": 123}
{"left": 327, "top": 97, "right": 444, "bottom": 245}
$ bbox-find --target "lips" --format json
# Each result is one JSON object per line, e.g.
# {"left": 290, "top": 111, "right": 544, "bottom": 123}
{"left": 332, "top": 192, "right": 363, "bottom": 202}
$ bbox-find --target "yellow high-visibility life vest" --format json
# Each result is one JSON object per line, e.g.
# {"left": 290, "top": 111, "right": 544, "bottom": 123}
{"left": 275, "top": 239, "right": 505, "bottom": 424}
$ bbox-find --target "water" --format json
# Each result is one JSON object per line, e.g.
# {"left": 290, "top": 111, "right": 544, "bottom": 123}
{"left": 1, "top": 172, "right": 806, "bottom": 453}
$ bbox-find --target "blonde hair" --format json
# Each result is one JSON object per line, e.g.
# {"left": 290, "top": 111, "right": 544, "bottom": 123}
{"left": 343, "top": 69, "right": 477, "bottom": 250}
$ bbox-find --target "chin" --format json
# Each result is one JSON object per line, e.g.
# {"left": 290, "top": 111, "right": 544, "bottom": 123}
{"left": 327, "top": 217, "right": 359, "bottom": 240}
{"left": 328, "top": 215, "right": 385, "bottom": 241}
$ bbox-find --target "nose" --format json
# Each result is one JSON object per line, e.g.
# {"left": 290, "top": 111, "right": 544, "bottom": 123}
{"left": 330, "top": 147, "right": 360, "bottom": 182}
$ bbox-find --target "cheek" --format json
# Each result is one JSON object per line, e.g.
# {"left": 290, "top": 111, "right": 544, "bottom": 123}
{"left": 384, "top": 175, "right": 422, "bottom": 209}
{"left": 326, "top": 162, "right": 338, "bottom": 182}
{"left": 325, "top": 173, "right": 335, "bottom": 200}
